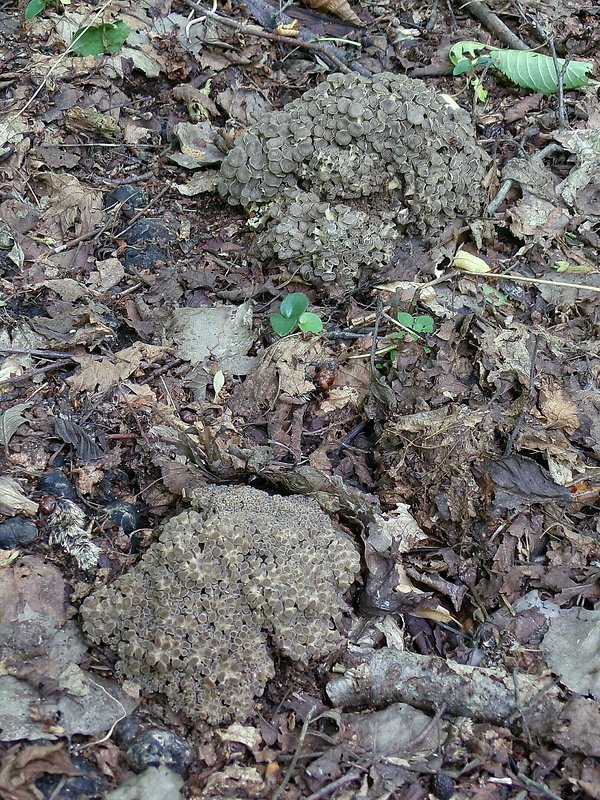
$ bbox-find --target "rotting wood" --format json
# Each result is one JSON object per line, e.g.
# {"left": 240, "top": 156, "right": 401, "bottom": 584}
{"left": 326, "top": 648, "right": 563, "bottom": 737}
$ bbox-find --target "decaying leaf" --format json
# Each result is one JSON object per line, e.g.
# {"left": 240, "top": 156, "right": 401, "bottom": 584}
{"left": 0, "top": 402, "right": 31, "bottom": 448}
{"left": 299, "top": 0, "right": 361, "bottom": 24}
{"left": 0, "top": 477, "right": 38, "bottom": 516}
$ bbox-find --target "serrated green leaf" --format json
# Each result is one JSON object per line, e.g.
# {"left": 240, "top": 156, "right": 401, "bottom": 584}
{"left": 412, "top": 315, "right": 434, "bottom": 334}
{"left": 449, "top": 41, "right": 487, "bottom": 65}
{"left": 492, "top": 49, "right": 593, "bottom": 94}
{"left": 396, "top": 312, "right": 415, "bottom": 329}
{"left": 24, "top": 0, "right": 46, "bottom": 19}
{"left": 298, "top": 312, "right": 323, "bottom": 333}
{"left": 71, "top": 20, "right": 129, "bottom": 56}
{"left": 280, "top": 291, "right": 309, "bottom": 319}
{"left": 270, "top": 313, "right": 298, "bottom": 337}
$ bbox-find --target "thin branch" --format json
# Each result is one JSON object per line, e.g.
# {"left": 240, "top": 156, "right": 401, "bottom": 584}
{"left": 8, "top": 0, "right": 116, "bottom": 124}
{"left": 455, "top": 0, "right": 529, "bottom": 50}
{"left": 179, "top": 0, "right": 353, "bottom": 73}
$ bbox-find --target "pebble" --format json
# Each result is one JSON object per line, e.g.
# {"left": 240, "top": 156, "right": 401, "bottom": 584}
{"left": 37, "top": 470, "right": 78, "bottom": 500}
{"left": 105, "top": 185, "right": 146, "bottom": 218}
{"left": 105, "top": 501, "right": 141, "bottom": 534}
{"left": 126, "top": 728, "right": 194, "bottom": 776}
{"left": 0, "top": 517, "right": 38, "bottom": 548}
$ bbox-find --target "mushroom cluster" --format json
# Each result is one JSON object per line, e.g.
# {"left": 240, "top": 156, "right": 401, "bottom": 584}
{"left": 80, "top": 485, "right": 360, "bottom": 723}
{"left": 218, "top": 71, "right": 489, "bottom": 292}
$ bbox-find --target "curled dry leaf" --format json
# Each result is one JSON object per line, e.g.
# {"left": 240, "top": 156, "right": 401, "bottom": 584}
{"left": 299, "top": 0, "right": 361, "bottom": 25}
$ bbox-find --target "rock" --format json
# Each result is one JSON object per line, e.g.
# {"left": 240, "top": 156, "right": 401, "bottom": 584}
{"left": 38, "top": 470, "right": 77, "bottom": 500}
{"left": 126, "top": 728, "right": 194, "bottom": 776}
{"left": 104, "top": 766, "right": 184, "bottom": 800}
{"left": 0, "top": 517, "right": 38, "bottom": 548}
{"left": 104, "top": 501, "right": 141, "bottom": 534}
{"left": 105, "top": 185, "right": 146, "bottom": 218}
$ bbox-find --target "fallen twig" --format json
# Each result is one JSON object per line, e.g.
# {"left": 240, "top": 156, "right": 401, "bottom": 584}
{"left": 326, "top": 648, "right": 563, "bottom": 737}
{"left": 453, "top": 0, "right": 529, "bottom": 51}
{"left": 179, "top": 0, "right": 353, "bottom": 73}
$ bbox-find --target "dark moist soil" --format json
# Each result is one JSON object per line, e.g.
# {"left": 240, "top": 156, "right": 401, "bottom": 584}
{"left": 1, "top": 0, "right": 599, "bottom": 797}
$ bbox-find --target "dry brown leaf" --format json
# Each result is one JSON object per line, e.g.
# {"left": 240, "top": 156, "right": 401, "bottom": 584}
{"left": 0, "top": 742, "right": 79, "bottom": 800}
{"left": 536, "top": 377, "right": 580, "bottom": 435}
{"left": 66, "top": 342, "right": 167, "bottom": 394}
{"left": 299, "top": 0, "right": 361, "bottom": 24}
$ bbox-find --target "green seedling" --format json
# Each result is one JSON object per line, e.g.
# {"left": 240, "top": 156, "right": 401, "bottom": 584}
{"left": 381, "top": 311, "right": 435, "bottom": 360}
{"left": 450, "top": 41, "right": 595, "bottom": 95}
{"left": 24, "top": 0, "right": 63, "bottom": 19}
{"left": 270, "top": 292, "right": 323, "bottom": 337}
{"left": 553, "top": 260, "right": 597, "bottom": 275}
{"left": 71, "top": 20, "right": 130, "bottom": 56}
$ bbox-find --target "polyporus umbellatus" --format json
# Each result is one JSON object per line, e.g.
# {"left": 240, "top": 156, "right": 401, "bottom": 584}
{"left": 80, "top": 485, "right": 360, "bottom": 724}
{"left": 218, "top": 71, "right": 490, "bottom": 293}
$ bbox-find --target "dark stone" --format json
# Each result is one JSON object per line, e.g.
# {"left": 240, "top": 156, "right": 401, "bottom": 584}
{"left": 0, "top": 517, "right": 38, "bottom": 548}
{"left": 126, "top": 728, "right": 194, "bottom": 777}
{"left": 105, "top": 501, "right": 141, "bottom": 534}
{"left": 35, "top": 755, "right": 109, "bottom": 800}
{"left": 38, "top": 470, "right": 77, "bottom": 500}
{"left": 120, "top": 219, "right": 174, "bottom": 270}
{"left": 432, "top": 773, "right": 455, "bottom": 800}
{"left": 105, "top": 184, "right": 146, "bottom": 218}
{"left": 113, "top": 713, "right": 140, "bottom": 745}
{"left": 121, "top": 219, "right": 173, "bottom": 246}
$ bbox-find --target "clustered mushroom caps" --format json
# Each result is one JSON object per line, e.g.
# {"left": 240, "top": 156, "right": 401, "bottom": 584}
{"left": 80, "top": 485, "right": 360, "bottom": 724}
{"left": 217, "top": 71, "right": 490, "bottom": 293}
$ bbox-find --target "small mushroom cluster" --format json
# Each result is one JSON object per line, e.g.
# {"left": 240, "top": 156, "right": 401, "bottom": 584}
{"left": 80, "top": 485, "right": 360, "bottom": 724}
{"left": 218, "top": 71, "right": 489, "bottom": 293}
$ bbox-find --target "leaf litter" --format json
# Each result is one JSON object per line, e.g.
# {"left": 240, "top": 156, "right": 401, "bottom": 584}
{"left": 0, "top": 0, "right": 599, "bottom": 796}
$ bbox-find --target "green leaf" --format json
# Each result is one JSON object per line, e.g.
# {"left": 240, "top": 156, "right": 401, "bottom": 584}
{"left": 280, "top": 291, "right": 309, "bottom": 320}
{"left": 412, "top": 315, "right": 434, "bottom": 334}
{"left": 24, "top": 0, "right": 46, "bottom": 18}
{"left": 453, "top": 58, "right": 473, "bottom": 76}
{"left": 270, "top": 313, "right": 298, "bottom": 337}
{"left": 298, "top": 312, "right": 323, "bottom": 333}
{"left": 449, "top": 41, "right": 487, "bottom": 65}
{"left": 482, "top": 283, "right": 508, "bottom": 306}
{"left": 396, "top": 312, "right": 415, "bottom": 329}
{"left": 492, "top": 49, "right": 593, "bottom": 94}
{"left": 71, "top": 20, "right": 130, "bottom": 56}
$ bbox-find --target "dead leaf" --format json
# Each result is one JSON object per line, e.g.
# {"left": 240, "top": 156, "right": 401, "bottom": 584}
{"left": 35, "top": 173, "right": 103, "bottom": 241}
{"left": 166, "top": 302, "right": 254, "bottom": 364}
{"left": 0, "top": 402, "right": 31, "bottom": 448}
{"left": 300, "top": 0, "right": 361, "bottom": 24}
{"left": 541, "top": 608, "right": 600, "bottom": 699}
{"left": 66, "top": 342, "right": 167, "bottom": 393}
{"left": 0, "top": 477, "right": 38, "bottom": 516}
{"left": 536, "top": 377, "right": 580, "bottom": 434}
{"left": 0, "top": 742, "right": 79, "bottom": 800}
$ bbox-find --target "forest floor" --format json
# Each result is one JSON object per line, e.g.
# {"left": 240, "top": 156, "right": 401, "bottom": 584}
{"left": 0, "top": 0, "right": 599, "bottom": 798}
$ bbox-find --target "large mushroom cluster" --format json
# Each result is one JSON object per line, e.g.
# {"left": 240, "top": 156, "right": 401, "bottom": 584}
{"left": 218, "top": 71, "right": 489, "bottom": 292}
{"left": 80, "top": 485, "right": 360, "bottom": 723}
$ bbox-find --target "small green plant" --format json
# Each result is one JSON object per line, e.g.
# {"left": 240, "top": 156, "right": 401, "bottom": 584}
{"left": 24, "top": 0, "right": 62, "bottom": 19}
{"left": 450, "top": 41, "right": 594, "bottom": 95}
{"left": 270, "top": 292, "right": 323, "bottom": 337}
{"left": 71, "top": 20, "right": 130, "bottom": 56}
{"left": 383, "top": 311, "right": 435, "bottom": 360}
